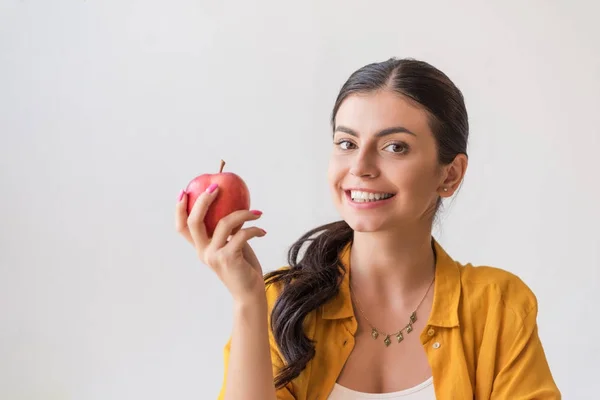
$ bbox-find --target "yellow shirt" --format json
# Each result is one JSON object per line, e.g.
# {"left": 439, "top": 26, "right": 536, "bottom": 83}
{"left": 218, "top": 239, "right": 561, "bottom": 399}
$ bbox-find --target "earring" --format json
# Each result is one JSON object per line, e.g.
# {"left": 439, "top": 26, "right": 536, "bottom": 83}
{"left": 443, "top": 187, "right": 449, "bottom": 192}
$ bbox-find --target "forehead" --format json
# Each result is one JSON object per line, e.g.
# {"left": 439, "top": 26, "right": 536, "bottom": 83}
{"left": 334, "top": 90, "right": 431, "bottom": 137}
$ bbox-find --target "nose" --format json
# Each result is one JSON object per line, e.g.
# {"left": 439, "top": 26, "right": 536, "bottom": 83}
{"left": 349, "top": 149, "right": 379, "bottom": 179}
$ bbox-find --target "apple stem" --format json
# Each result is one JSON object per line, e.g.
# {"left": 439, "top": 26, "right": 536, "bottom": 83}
{"left": 219, "top": 159, "right": 226, "bottom": 173}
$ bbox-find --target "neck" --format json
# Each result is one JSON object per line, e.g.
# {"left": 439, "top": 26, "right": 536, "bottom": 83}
{"left": 349, "top": 224, "right": 436, "bottom": 300}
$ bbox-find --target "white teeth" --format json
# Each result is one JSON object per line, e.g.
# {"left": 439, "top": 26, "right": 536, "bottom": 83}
{"left": 350, "top": 190, "right": 394, "bottom": 202}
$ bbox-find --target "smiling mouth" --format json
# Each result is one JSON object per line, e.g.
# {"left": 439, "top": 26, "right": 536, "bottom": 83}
{"left": 345, "top": 190, "right": 396, "bottom": 203}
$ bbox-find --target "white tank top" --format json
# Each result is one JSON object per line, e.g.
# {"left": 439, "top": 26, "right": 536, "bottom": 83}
{"left": 327, "top": 377, "right": 435, "bottom": 399}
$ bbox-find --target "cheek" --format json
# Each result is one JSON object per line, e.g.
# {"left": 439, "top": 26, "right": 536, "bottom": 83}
{"left": 327, "top": 158, "right": 342, "bottom": 188}
{"left": 396, "top": 163, "right": 438, "bottom": 199}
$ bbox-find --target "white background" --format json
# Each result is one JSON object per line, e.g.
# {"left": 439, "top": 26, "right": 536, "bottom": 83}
{"left": 1, "top": 0, "right": 599, "bottom": 398}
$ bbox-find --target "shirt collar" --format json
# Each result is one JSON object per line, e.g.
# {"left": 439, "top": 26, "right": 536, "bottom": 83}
{"left": 321, "top": 237, "right": 461, "bottom": 329}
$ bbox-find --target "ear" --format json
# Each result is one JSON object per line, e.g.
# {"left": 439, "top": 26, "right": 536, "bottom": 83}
{"left": 438, "top": 154, "right": 468, "bottom": 197}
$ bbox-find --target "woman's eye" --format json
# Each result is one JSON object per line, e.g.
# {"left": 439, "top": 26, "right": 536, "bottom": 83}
{"left": 335, "top": 140, "right": 356, "bottom": 150}
{"left": 384, "top": 142, "right": 408, "bottom": 154}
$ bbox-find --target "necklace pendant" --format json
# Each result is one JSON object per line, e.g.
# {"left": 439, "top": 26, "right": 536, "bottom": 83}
{"left": 371, "top": 328, "right": 379, "bottom": 340}
{"left": 396, "top": 332, "right": 404, "bottom": 343}
{"left": 410, "top": 311, "right": 417, "bottom": 324}
{"left": 383, "top": 335, "right": 391, "bottom": 347}
{"left": 406, "top": 323, "right": 413, "bottom": 334}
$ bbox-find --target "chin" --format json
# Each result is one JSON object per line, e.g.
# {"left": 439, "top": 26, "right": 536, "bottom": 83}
{"left": 344, "top": 216, "right": 387, "bottom": 233}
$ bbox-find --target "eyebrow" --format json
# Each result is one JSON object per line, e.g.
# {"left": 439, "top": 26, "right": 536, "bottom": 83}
{"left": 334, "top": 125, "right": 417, "bottom": 137}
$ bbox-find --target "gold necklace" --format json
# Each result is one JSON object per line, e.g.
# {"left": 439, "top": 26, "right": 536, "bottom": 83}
{"left": 350, "top": 276, "right": 435, "bottom": 347}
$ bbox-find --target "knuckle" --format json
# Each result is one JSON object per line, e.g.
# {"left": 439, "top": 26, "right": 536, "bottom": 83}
{"left": 190, "top": 197, "right": 207, "bottom": 215}
{"left": 232, "top": 230, "right": 252, "bottom": 245}
{"left": 176, "top": 219, "right": 187, "bottom": 230}
{"left": 213, "top": 220, "right": 233, "bottom": 236}
{"left": 186, "top": 213, "right": 197, "bottom": 226}
{"left": 218, "top": 213, "right": 236, "bottom": 226}
{"left": 204, "top": 250, "right": 216, "bottom": 266}
{"left": 216, "top": 250, "right": 229, "bottom": 265}
{"left": 223, "top": 209, "right": 248, "bottom": 224}
{"left": 194, "top": 193, "right": 207, "bottom": 206}
{"left": 198, "top": 192, "right": 214, "bottom": 206}
{"left": 235, "top": 227, "right": 252, "bottom": 239}
{"left": 195, "top": 248, "right": 205, "bottom": 263}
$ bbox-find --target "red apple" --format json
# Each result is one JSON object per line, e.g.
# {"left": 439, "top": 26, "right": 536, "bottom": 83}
{"left": 185, "top": 160, "right": 251, "bottom": 237}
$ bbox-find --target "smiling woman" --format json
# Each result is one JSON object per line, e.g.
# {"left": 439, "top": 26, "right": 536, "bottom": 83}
{"left": 327, "top": 88, "right": 466, "bottom": 232}
{"left": 177, "top": 58, "right": 561, "bottom": 400}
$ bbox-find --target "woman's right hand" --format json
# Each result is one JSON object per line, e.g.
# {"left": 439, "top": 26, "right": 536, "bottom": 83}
{"left": 175, "top": 184, "right": 268, "bottom": 304}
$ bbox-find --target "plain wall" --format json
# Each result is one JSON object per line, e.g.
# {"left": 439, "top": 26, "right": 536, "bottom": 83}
{"left": 1, "top": 0, "right": 599, "bottom": 398}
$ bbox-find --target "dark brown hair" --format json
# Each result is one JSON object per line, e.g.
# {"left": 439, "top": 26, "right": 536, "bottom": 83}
{"left": 264, "top": 58, "right": 469, "bottom": 389}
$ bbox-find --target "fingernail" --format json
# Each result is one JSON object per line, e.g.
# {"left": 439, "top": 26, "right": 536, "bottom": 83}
{"left": 178, "top": 189, "right": 185, "bottom": 201}
{"left": 250, "top": 210, "right": 263, "bottom": 216}
{"left": 260, "top": 229, "right": 267, "bottom": 235}
{"left": 206, "top": 183, "right": 218, "bottom": 194}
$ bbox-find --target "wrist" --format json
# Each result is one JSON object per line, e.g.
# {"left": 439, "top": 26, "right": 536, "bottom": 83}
{"left": 233, "top": 290, "right": 268, "bottom": 313}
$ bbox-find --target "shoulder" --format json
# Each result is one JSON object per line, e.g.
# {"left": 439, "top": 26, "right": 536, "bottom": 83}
{"left": 457, "top": 262, "right": 538, "bottom": 322}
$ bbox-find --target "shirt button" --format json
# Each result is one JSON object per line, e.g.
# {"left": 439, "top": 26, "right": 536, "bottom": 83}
{"left": 433, "top": 342, "right": 441, "bottom": 349}
{"left": 427, "top": 328, "right": 435, "bottom": 337}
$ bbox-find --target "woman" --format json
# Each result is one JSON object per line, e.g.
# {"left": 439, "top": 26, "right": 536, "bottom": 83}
{"left": 176, "top": 58, "right": 561, "bottom": 399}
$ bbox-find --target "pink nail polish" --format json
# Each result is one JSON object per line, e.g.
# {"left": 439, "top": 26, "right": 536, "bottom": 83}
{"left": 206, "top": 183, "right": 218, "bottom": 193}
{"left": 250, "top": 210, "right": 263, "bottom": 216}
{"left": 178, "top": 190, "right": 185, "bottom": 201}
{"left": 260, "top": 229, "right": 267, "bottom": 235}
